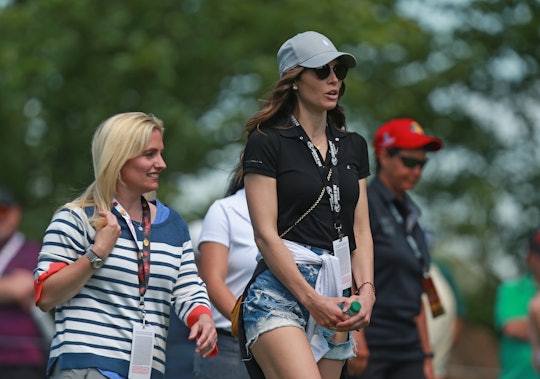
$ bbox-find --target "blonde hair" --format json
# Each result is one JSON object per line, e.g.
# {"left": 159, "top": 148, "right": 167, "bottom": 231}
{"left": 65, "top": 112, "right": 164, "bottom": 227}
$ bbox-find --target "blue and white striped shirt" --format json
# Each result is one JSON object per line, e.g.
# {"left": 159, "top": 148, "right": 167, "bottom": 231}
{"left": 35, "top": 201, "right": 210, "bottom": 378}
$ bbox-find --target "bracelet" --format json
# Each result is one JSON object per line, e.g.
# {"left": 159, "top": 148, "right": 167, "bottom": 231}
{"left": 424, "top": 352, "right": 434, "bottom": 359}
{"left": 355, "top": 281, "right": 376, "bottom": 296}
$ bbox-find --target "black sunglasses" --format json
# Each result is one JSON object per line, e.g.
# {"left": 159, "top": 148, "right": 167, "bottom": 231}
{"left": 312, "top": 63, "right": 348, "bottom": 80}
{"left": 397, "top": 155, "right": 428, "bottom": 169}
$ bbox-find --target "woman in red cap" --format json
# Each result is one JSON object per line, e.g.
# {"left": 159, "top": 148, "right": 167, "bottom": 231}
{"left": 348, "top": 118, "right": 443, "bottom": 379}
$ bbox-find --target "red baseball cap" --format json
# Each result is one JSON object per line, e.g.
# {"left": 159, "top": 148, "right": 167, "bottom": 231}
{"left": 373, "top": 118, "right": 443, "bottom": 156}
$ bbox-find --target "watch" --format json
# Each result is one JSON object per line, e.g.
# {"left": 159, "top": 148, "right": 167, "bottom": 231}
{"left": 85, "top": 248, "right": 104, "bottom": 269}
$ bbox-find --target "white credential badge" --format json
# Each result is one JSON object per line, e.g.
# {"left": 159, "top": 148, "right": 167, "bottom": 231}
{"left": 128, "top": 323, "right": 155, "bottom": 379}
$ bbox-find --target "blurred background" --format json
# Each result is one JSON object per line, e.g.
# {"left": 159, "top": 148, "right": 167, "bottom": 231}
{"left": 1, "top": 1, "right": 539, "bottom": 377}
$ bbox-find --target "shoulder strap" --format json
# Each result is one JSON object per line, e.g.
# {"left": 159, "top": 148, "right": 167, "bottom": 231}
{"left": 279, "top": 168, "right": 331, "bottom": 238}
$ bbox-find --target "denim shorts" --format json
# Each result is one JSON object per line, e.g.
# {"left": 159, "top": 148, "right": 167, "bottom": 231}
{"left": 242, "top": 246, "right": 354, "bottom": 361}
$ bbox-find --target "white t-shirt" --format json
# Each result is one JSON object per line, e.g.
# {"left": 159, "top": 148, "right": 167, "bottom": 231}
{"left": 423, "top": 264, "right": 458, "bottom": 377}
{"left": 198, "top": 188, "right": 258, "bottom": 330}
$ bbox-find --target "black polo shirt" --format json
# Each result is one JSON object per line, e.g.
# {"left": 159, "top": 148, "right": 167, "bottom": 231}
{"left": 366, "top": 176, "right": 431, "bottom": 361}
{"left": 243, "top": 123, "right": 370, "bottom": 252}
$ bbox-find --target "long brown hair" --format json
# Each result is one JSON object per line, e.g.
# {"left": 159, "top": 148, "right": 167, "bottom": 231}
{"left": 225, "top": 151, "right": 244, "bottom": 197}
{"left": 244, "top": 66, "right": 349, "bottom": 136}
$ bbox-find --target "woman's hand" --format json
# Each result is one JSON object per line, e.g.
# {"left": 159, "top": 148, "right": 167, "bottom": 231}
{"left": 92, "top": 210, "right": 121, "bottom": 258}
{"left": 303, "top": 294, "right": 350, "bottom": 330}
{"left": 423, "top": 355, "right": 435, "bottom": 379}
{"left": 0, "top": 269, "right": 35, "bottom": 310}
{"left": 189, "top": 313, "right": 218, "bottom": 358}
{"left": 335, "top": 291, "right": 374, "bottom": 332}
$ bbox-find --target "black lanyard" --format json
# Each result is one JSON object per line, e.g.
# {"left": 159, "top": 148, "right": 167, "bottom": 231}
{"left": 137, "top": 198, "right": 152, "bottom": 297}
{"left": 113, "top": 196, "right": 152, "bottom": 321}
{"left": 291, "top": 115, "right": 344, "bottom": 239}
{"left": 388, "top": 201, "right": 428, "bottom": 276}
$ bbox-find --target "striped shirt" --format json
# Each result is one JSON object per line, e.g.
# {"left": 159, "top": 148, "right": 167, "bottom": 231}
{"left": 34, "top": 201, "right": 210, "bottom": 378}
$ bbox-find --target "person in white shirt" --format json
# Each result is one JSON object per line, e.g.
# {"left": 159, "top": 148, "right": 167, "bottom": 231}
{"left": 193, "top": 164, "right": 257, "bottom": 379}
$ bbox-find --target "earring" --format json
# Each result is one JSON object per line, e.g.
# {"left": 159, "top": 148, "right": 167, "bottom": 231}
{"left": 292, "top": 84, "right": 298, "bottom": 90}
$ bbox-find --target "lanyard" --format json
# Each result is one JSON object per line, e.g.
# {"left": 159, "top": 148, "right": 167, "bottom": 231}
{"left": 113, "top": 197, "right": 152, "bottom": 323}
{"left": 388, "top": 201, "right": 429, "bottom": 276}
{"left": 291, "top": 115, "right": 344, "bottom": 238}
{"left": 389, "top": 199, "right": 444, "bottom": 316}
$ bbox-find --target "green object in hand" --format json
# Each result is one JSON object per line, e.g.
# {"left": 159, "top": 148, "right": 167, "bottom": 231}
{"left": 347, "top": 301, "right": 361, "bottom": 315}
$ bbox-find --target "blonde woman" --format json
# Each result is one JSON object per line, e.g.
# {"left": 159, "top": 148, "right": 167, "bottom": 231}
{"left": 34, "top": 112, "right": 217, "bottom": 379}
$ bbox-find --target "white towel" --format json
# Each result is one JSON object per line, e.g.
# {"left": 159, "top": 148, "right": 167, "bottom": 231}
{"left": 282, "top": 239, "right": 342, "bottom": 361}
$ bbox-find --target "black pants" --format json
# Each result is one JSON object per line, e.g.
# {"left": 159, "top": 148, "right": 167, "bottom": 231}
{"left": 349, "top": 359, "right": 425, "bottom": 379}
{"left": 0, "top": 365, "right": 47, "bottom": 379}
{"left": 340, "top": 362, "right": 350, "bottom": 379}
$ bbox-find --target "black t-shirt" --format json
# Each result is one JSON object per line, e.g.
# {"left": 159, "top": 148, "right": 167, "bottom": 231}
{"left": 243, "top": 123, "right": 370, "bottom": 252}
{"left": 366, "top": 176, "right": 431, "bottom": 361}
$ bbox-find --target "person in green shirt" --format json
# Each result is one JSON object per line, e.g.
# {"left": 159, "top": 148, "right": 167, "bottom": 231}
{"left": 528, "top": 230, "right": 540, "bottom": 374}
{"left": 494, "top": 228, "right": 540, "bottom": 379}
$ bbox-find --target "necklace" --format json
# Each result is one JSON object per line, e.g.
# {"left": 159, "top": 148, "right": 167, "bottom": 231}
{"left": 132, "top": 220, "right": 143, "bottom": 231}
{"left": 312, "top": 135, "right": 327, "bottom": 150}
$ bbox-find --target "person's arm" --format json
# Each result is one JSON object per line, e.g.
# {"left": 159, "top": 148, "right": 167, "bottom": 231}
{"left": 244, "top": 173, "right": 347, "bottom": 329}
{"left": 174, "top": 233, "right": 217, "bottom": 358}
{"left": 347, "top": 329, "right": 370, "bottom": 376}
{"left": 0, "top": 269, "right": 34, "bottom": 309}
{"left": 198, "top": 241, "right": 236, "bottom": 320}
{"left": 502, "top": 318, "right": 531, "bottom": 341}
{"left": 494, "top": 280, "right": 531, "bottom": 341}
{"left": 415, "top": 302, "right": 435, "bottom": 379}
{"left": 338, "top": 178, "right": 375, "bottom": 331}
{"left": 529, "top": 293, "right": 540, "bottom": 371}
{"left": 35, "top": 210, "right": 120, "bottom": 312}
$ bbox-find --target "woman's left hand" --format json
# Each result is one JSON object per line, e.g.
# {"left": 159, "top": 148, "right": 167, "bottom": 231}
{"left": 189, "top": 313, "right": 218, "bottom": 357}
{"left": 335, "top": 292, "right": 374, "bottom": 332}
{"left": 424, "top": 356, "right": 435, "bottom": 379}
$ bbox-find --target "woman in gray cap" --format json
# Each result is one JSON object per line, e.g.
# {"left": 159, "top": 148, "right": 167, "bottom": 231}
{"left": 237, "top": 31, "right": 375, "bottom": 379}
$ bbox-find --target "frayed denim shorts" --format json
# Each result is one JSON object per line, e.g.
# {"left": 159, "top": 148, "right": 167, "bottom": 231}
{"left": 242, "top": 246, "right": 354, "bottom": 362}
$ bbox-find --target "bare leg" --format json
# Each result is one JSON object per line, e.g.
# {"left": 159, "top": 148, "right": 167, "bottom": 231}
{"left": 318, "top": 331, "right": 349, "bottom": 379}
{"left": 318, "top": 357, "right": 346, "bottom": 379}
{"left": 251, "top": 326, "right": 322, "bottom": 379}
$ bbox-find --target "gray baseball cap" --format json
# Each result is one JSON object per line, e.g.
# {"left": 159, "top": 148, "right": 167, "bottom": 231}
{"left": 277, "top": 31, "right": 357, "bottom": 77}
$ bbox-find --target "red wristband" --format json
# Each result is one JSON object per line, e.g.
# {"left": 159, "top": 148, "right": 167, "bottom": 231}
{"left": 186, "top": 305, "right": 213, "bottom": 328}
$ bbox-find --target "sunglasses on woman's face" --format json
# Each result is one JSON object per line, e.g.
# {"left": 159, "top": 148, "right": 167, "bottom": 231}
{"left": 312, "top": 63, "right": 348, "bottom": 80}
